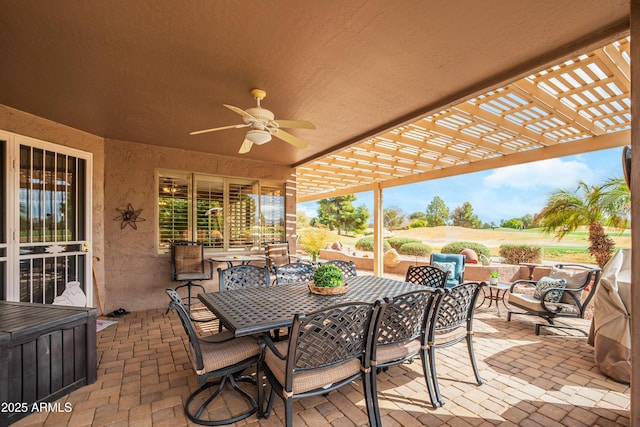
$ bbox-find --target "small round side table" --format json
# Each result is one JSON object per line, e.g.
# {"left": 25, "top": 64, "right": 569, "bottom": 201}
{"left": 478, "top": 282, "right": 511, "bottom": 316}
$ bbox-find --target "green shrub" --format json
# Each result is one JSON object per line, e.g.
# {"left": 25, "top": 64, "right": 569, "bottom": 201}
{"left": 409, "top": 220, "right": 426, "bottom": 228}
{"left": 440, "top": 241, "right": 490, "bottom": 258}
{"left": 387, "top": 237, "right": 422, "bottom": 250}
{"left": 355, "top": 236, "right": 391, "bottom": 252}
{"left": 313, "top": 264, "right": 344, "bottom": 288}
{"left": 398, "top": 242, "right": 432, "bottom": 257}
{"left": 499, "top": 244, "right": 542, "bottom": 264}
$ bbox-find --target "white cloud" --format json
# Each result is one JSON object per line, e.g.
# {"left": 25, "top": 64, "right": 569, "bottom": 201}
{"left": 482, "top": 158, "right": 592, "bottom": 190}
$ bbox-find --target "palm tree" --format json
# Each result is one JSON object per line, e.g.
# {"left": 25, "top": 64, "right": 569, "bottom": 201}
{"left": 536, "top": 177, "right": 630, "bottom": 267}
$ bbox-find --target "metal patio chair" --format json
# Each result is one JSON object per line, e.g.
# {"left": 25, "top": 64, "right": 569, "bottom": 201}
{"left": 165, "top": 289, "right": 260, "bottom": 425}
{"left": 405, "top": 265, "right": 449, "bottom": 288}
{"left": 369, "top": 288, "right": 444, "bottom": 424}
{"left": 258, "top": 302, "right": 380, "bottom": 427}
{"left": 427, "top": 281, "right": 485, "bottom": 407}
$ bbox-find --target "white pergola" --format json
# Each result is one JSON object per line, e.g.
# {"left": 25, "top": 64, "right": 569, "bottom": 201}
{"left": 296, "top": 37, "right": 631, "bottom": 275}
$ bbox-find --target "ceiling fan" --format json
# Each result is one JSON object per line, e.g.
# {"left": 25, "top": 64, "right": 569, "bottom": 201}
{"left": 190, "top": 89, "right": 316, "bottom": 154}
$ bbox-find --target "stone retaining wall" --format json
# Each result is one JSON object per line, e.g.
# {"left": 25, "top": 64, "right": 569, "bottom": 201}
{"left": 318, "top": 249, "right": 552, "bottom": 282}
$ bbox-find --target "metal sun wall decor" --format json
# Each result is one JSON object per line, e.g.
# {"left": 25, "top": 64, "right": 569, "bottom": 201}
{"left": 114, "top": 203, "right": 145, "bottom": 230}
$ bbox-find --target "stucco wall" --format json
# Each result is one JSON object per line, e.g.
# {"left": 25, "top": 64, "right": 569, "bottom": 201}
{"left": 103, "top": 138, "right": 296, "bottom": 312}
{"left": 1, "top": 104, "right": 296, "bottom": 313}
{"left": 0, "top": 105, "right": 106, "bottom": 309}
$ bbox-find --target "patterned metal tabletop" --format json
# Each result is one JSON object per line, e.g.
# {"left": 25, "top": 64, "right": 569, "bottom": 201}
{"left": 209, "top": 255, "right": 267, "bottom": 268}
{"left": 198, "top": 275, "right": 423, "bottom": 336}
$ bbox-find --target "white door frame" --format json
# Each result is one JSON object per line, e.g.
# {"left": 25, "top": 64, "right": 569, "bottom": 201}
{"left": 1, "top": 129, "right": 93, "bottom": 304}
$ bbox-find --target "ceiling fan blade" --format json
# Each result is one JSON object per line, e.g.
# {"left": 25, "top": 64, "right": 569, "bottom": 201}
{"left": 190, "top": 123, "right": 249, "bottom": 135}
{"left": 238, "top": 138, "right": 253, "bottom": 154}
{"left": 224, "top": 104, "right": 256, "bottom": 120}
{"left": 272, "top": 129, "right": 309, "bottom": 149}
{"left": 274, "top": 119, "right": 316, "bottom": 129}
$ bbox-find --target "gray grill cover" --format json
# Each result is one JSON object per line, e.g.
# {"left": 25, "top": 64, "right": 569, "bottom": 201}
{"left": 589, "top": 249, "right": 631, "bottom": 384}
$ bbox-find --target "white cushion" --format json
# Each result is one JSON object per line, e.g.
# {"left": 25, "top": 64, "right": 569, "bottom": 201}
{"left": 549, "top": 267, "right": 590, "bottom": 303}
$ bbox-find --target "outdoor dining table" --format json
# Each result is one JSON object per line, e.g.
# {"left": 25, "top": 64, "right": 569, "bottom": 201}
{"left": 198, "top": 275, "right": 425, "bottom": 336}
{"left": 209, "top": 254, "right": 267, "bottom": 268}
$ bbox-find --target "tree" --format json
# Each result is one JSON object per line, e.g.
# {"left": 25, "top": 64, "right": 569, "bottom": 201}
{"left": 521, "top": 213, "right": 535, "bottom": 228}
{"left": 409, "top": 211, "right": 427, "bottom": 221}
{"left": 501, "top": 218, "right": 522, "bottom": 229}
{"left": 352, "top": 205, "right": 370, "bottom": 234}
{"left": 383, "top": 207, "right": 405, "bottom": 231}
{"left": 536, "top": 178, "right": 630, "bottom": 267}
{"left": 316, "top": 195, "right": 370, "bottom": 235}
{"left": 450, "top": 202, "right": 482, "bottom": 228}
{"left": 425, "top": 196, "right": 449, "bottom": 227}
{"left": 296, "top": 210, "right": 310, "bottom": 228}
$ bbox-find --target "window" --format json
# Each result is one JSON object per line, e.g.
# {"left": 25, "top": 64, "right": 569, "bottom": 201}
{"left": 158, "top": 171, "right": 285, "bottom": 253}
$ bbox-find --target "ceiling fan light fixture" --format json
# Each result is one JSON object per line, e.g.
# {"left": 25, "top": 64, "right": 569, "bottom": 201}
{"left": 245, "top": 129, "right": 272, "bottom": 145}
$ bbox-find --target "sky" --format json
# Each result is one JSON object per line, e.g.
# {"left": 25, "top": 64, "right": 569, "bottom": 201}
{"left": 297, "top": 146, "right": 626, "bottom": 226}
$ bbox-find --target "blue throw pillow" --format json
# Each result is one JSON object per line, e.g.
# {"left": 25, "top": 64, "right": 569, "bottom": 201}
{"left": 432, "top": 261, "right": 456, "bottom": 280}
{"left": 533, "top": 277, "right": 567, "bottom": 303}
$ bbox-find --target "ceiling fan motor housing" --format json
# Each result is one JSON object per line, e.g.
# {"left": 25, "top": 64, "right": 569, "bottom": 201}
{"left": 244, "top": 107, "right": 275, "bottom": 129}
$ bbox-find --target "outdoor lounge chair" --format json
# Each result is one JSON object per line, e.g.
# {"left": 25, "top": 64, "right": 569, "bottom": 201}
{"left": 507, "top": 263, "right": 601, "bottom": 335}
{"left": 430, "top": 253, "right": 465, "bottom": 287}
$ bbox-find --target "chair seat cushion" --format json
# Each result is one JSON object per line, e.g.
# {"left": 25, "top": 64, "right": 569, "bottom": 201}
{"left": 193, "top": 335, "right": 259, "bottom": 373}
{"left": 533, "top": 277, "right": 567, "bottom": 303}
{"left": 176, "top": 272, "right": 210, "bottom": 280}
{"left": 375, "top": 338, "right": 421, "bottom": 365}
{"left": 264, "top": 341, "right": 362, "bottom": 395}
{"left": 509, "top": 292, "right": 579, "bottom": 315}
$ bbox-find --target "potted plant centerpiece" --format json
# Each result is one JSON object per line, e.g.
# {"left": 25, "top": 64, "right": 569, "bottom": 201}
{"left": 308, "top": 263, "right": 348, "bottom": 295}
{"left": 489, "top": 271, "right": 499, "bottom": 285}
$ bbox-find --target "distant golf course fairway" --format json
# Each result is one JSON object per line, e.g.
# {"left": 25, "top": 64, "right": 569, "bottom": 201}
{"left": 328, "top": 226, "right": 631, "bottom": 264}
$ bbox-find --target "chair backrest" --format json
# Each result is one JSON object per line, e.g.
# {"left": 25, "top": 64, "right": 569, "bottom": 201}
{"left": 275, "top": 262, "right": 316, "bottom": 285}
{"left": 549, "top": 263, "right": 601, "bottom": 314}
{"left": 326, "top": 260, "right": 357, "bottom": 279}
{"left": 405, "top": 265, "right": 448, "bottom": 288}
{"left": 265, "top": 242, "right": 293, "bottom": 269}
{"left": 285, "top": 302, "right": 379, "bottom": 382}
{"left": 430, "top": 253, "right": 465, "bottom": 286}
{"left": 171, "top": 241, "right": 206, "bottom": 279}
{"left": 218, "top": 265, "right": 270, "bottom": 291}
{"left": 371, "top": 289, "right": 442, "bottom": 359}
{"left": 165, "top": 288, "right": 204, "bottom": 371}
{"left": 428, "top": 282, "right": 484, "bottom": 339}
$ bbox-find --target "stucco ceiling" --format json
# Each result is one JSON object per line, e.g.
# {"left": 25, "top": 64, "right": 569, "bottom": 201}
{"left": 0, "top": 1, "right": 630, "bottom": 167}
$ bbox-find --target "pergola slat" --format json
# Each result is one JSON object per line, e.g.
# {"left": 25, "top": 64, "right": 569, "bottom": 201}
{"left": 297, "top": 37, "right": 631, "bottom": 200}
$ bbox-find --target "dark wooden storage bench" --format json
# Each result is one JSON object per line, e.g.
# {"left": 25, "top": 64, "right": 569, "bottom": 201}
{"left": 0, "top": 301, "right": 97, "bottom": 426}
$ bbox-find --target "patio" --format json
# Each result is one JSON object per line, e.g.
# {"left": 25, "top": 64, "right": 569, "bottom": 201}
{"left": 0, "top": 2, "right": 637, "bottom": 424}
{"left": 13, "top": 302, "right": 630, "bottom": 427}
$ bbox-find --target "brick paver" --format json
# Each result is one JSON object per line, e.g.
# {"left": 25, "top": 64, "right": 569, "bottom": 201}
{"left": 11, "top": 305, "right": 630, "bottom": 426}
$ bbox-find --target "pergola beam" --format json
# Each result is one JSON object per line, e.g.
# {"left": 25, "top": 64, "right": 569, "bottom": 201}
{"left": 297, "top": 130, "right": 630, "bottom": 202}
